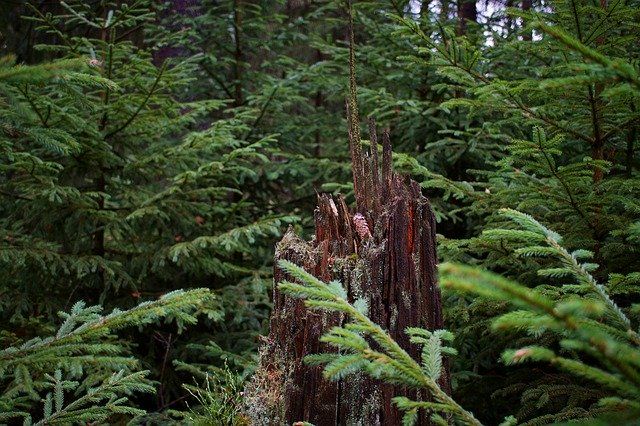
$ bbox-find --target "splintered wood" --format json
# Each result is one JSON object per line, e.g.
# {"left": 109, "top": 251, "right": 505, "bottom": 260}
{"left": 245, "top": 121, "right": 449, "bottom": 426}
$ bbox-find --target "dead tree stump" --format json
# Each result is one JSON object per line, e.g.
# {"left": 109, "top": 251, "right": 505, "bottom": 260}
{"left": 245, "top": 122, "right": 449, "bottom": 426}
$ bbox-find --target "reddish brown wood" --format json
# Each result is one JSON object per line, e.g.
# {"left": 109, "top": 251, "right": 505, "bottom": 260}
{"left": 245, "top": 122, "right": 449, "bottom": 425}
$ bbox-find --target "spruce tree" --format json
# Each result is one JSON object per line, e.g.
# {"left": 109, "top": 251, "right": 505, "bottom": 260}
{"left": 389, "top": 0, "right": 640, "bottom": 421}
{"left": 1, "top": 0, "right": 295, "bottom": 414}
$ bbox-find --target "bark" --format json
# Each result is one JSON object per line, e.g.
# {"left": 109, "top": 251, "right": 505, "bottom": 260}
{"left": 246, "top": 122, "right": 448, "bottom": 425}
{"left": 232, "top": 0, "right": 245, "bottom": 107}
{"left": 456, "top": 0, "right": 477, "bottom": 35}
{"left": 521, "top": 0, "right": 533, "bottom": 41}
{"left": 627, "top": 102, "right": 636, "bottom": 177}
{"left": 590, "top": 0, "right": 607, "bottom": 183}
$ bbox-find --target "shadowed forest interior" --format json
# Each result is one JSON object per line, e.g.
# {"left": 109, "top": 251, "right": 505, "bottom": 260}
{"left": 1, "top": 0, "right": 640, "bottom": 424}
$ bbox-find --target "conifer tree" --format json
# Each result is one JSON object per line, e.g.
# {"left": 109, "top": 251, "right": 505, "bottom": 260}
{"left": 389, "top": 0, "right": 640, "bottom": 421}
{"left": 0, "top": 288, "right": 214, "bottom": 424}
{"left": 442, "top": 209, "right": 640, "bottom": 423}
{"left": 1, "top": 0, "right": 295, "bottom": 414}
{"left": 2, "top": 0, "right": 639, "bottom": 422}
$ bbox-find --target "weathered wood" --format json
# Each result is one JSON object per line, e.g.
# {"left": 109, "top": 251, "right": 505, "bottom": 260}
{"left": 244, "top": 4, "right": 447, "bottom": 422}
{"left": 368, "top": 119, "right": 381, "bottom": 214}
{"left": 245, "top": 124, "right": 449, "bottom": 425}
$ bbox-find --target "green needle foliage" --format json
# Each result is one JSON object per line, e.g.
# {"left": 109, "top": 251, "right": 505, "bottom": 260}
{"left": 442, "top": 209, "right": 640, "bottom": 423}
{"left": 0, "top": 1, "right": 295, "bottom": 317}
{"left": 277, "top": 260, "right": 481, "bottom": 426}
{"left": 176, "top": 363, "right": 250, "bottom": 426}
{"left": 32, "top": 369, "right": 152, "bottom": 426}
{"left": 2, "top": 0, "right": 640, "bottom": 422}
{"left": 383, "top": 4, "right": 640, "bottom": 420}
{"left": 390, "top": 0, "right": 640, "bottom": 253}
{"left": 275, "top": 204, "right": 640, "bottom": 424}
{"left": 0, "top": 288, "right": 214, "bottom": 424}
{"left": 1, "top": 0, "right": 298, "bottom": 416}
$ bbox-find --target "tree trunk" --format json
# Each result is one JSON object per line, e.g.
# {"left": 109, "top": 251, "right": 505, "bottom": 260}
{"left": 232, "top": 0, "right": 245, "bottom": 107}
{"left": 245, "top": 122, "right": 448, "bottom": 425}
{"left": 521, "top": 0, "right": 533, "bottom": 41}
{"left": 456, "top": 0, "right": 477, "bottom": 35}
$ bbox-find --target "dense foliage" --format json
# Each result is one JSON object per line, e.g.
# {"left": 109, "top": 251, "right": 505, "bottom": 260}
{"left": 1, "top": 0, "right": 639, "bottom": 424}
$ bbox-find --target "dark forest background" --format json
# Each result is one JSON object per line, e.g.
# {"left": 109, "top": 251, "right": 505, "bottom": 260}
{"left": 1, "top": 0, "right": 640, "bottom": 424}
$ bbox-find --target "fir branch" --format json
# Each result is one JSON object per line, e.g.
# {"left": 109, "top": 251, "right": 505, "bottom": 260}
{"left": 0, "top": 58, "right": 85, "bottom": 82}
{"left": 104, "top": 61, "right": 167, "bottom": 140}
{"left": 390, "top": 14, "right": 597, "bottom": 144}
{"left": 17, "top": 84, "right": 48, "bottom": 126}
{"left": 533, "top": 21, "right": 640, "bottom": 91}
{"left": 498, "top": 208, "right": 634, "bottom": 334}
{"left": 0, "top": 289, "right": 212, "bottom": 365}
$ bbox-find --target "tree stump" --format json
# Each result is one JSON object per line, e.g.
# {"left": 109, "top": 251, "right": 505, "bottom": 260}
{"left": 245, "top": 122, "right": 449, "bottom": 425}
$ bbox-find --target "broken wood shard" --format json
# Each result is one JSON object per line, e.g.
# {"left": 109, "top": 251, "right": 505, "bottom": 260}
{"left": 245, "top": 123, "right": 449, "bottom": 426}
